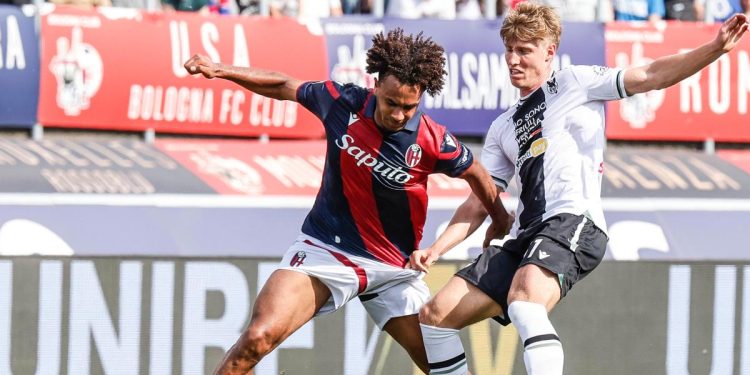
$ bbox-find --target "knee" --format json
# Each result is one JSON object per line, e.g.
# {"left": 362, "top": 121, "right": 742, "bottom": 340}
{"left": 239, "top": 324, "right": 280, "bottom": 359}
{"left": 418, "top": 299, "right": 442, "bottom": 326}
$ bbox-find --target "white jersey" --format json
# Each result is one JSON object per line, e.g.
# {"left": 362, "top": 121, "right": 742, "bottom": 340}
{"left": 483, "top": 65, "right": 628, "bottom": 237}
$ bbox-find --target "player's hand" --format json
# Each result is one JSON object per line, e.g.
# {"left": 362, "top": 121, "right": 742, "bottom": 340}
{"left": 715, "top": 14, "right": 749, "bottom": 53}
{"left": 407, "top": 248, "right": 440, "bottom": 274}
{"left": 184, "top": 54, "right": 220, "bottom": 79}
{"left": 483, "top": 209, "right": 515, "bottom": 248}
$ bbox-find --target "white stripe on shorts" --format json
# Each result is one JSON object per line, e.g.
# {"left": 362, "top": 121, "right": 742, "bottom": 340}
{"left": 569, "top": 217, "right": 588, "bottom": 252}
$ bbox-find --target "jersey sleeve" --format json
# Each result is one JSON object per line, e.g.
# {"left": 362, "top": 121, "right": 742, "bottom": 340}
{"left": 296, "top": 81, "right": 367, "bottom": 124}
{"left": 433, "top": 129, "right": 475, "bottom": 178}
{"left": 481, "top": 117, "right": 514, "bottom": 190}
{"left": 568, "top": 65, "right": 629, "bottom": 101}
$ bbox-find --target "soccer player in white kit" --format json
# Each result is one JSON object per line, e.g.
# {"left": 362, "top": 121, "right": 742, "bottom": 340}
{"left": 409, "top": 3, "right": 748, "bottom": 374}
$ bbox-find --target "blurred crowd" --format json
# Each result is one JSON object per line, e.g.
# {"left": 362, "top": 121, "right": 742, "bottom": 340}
{"left": 1, "top": 0, "right": 748, "bottom": 24}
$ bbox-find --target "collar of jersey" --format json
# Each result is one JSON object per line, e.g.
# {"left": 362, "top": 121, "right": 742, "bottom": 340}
{"left": 365, "top": 92, "right": 420, "bottom": 132}
{"left": 516, "top": 70, "right": 556, "bottom": 106}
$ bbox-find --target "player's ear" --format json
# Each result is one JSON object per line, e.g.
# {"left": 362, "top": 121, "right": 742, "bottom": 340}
{"left": 546, "top": 42, "right": 557, "bottom": 62}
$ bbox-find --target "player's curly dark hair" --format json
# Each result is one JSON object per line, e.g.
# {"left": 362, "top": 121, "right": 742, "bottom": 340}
{"left": 366, "top": 28, "right": 446, "bottom": 96}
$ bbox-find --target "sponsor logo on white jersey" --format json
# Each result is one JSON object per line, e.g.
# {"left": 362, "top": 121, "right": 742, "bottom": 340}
{"left": 516, "top": 137, "right": 549, "bottom": 168}
{"left": 592, "top": 65, "right": 609, "bottom": 76}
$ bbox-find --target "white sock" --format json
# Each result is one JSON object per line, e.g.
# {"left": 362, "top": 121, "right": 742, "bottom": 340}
{"left": 419, "top": 323, "right": 468, "bottom": 375}
{"left": 507, "top": 301, "right": 564, "bottom": 375}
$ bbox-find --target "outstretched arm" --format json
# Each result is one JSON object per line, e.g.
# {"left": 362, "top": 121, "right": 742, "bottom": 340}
{"left": 184, "top": 54, "right": 304, "bottom": 102}
{"left": 408, "top": 194, "right": 490, "bottom": 273}
{"left": 460, "top": 161, "right": 513, "bottom": 248}
{"left": 623, "top": 13, "right": 748, "bottom": 96}
{"left": 408, "top": 162, "right": 513, "bottom": 273}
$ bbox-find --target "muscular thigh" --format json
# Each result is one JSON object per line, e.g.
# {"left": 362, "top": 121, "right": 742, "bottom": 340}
{"left": 422, "top": 276, "right": 503, "bottom": 329}
{"left": 250, "top": 269, "right": 331, "bottom": 340}
{"left": 453, "top": 245, "right": 522, "bottom": 325}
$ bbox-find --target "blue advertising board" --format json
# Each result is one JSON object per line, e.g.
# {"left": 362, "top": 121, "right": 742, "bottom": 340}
{"left": 0, "top": 5, "right": 39, "bottom": 127}
{"left": 0, "top": 197, "right": 748, "bottom": 261}
{"left": 321, "top": 18, "right": 605, "bottom": 136}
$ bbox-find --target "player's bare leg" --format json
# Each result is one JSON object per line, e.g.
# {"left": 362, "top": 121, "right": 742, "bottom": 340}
{"left": 383, "top": 314, "right": 429, "bottom": 374}
{"left": 418, "top": 276, "right": 503, "bottom": 375}
{"left": 213, "top": 269, "right": 331, "bottom": 375}
{"left": 506, "top": 264, "right": 563, "bottom": 375}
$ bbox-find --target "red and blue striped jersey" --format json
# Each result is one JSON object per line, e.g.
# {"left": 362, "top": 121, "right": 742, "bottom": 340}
{"left": 296, "top": 81, "right": 474, "bottom": 268}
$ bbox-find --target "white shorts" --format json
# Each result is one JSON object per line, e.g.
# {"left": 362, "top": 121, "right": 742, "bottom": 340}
{"left": 278, "top": 234, "right": 429, "bottom": 329}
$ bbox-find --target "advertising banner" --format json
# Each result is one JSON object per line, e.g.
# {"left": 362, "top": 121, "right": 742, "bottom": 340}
{"left": 0, "top": 140, "right": 749, "bottom": 259}
{"left": 718, "top": 149, "right": 750, "bottom": 175}
{"left": 38, "top": 7, "right": 328, "bottom": 138}
{"left": 0, "top": 138, "right": 213, "bottom": 194}
{"left": 602, "top": 148, "right": 750, "bottom": 198}
{"left": 321, "top": 19, "right": 605, "bottom": 137}
{"left": 0, "top": 199, "right": 748, "bottom": 260}
{"left": 2, "top": 258, "right": 748, "bottom": 374}
{"left": 605, "top": 21, "right": 750, "bottom": 142}
{"left": 0, "top": 5, "right": 39, "bottom": 127}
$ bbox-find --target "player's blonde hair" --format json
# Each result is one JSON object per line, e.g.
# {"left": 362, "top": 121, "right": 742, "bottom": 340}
{"left": 500, "top": 2, "right": 562, "bottom": 47}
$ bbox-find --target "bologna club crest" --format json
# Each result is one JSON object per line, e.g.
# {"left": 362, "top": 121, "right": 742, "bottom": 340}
{"left": 404, "top": 144, "right": 422, "bottom": 168}
{"left": 290, "top": 251, "right": 307, "bottom": 267}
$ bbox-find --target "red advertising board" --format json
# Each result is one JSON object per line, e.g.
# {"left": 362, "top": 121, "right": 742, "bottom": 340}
{"left": 38, "top": 6, "right": 327, "bottom": 138}
{"left": 605, "top": 21, "right": 750, "bottom": 142}
{"left": 717, "top": 150, "right": 750, "bottom": 175}
{"left": 154, "top": 138, "right": 474, "bottom": 197}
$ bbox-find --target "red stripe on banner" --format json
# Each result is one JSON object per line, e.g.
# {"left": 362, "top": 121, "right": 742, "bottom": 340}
{"left": 303, "top": 240, "right": 368, "bottom": 293}
{"left": 340, "top": 121, "right": 404, "bottom": 267}
{"left": 325, "top": 81, "right": 341, "bottom": 100}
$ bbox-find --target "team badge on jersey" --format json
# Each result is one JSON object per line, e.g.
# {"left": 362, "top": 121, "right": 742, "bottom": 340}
{"left": 546, "top": 76, "right": 558, "bottom": 94}
{"left": 290, "top": 251, "right": 307, "bottom": 267}
{"left": 405, "top": 144, "right": 423, "bottom": 167}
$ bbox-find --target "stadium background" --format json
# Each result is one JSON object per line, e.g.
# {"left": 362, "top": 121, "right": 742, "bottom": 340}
{"left": 1, "top": 4, "right": 750, "bottom": 374}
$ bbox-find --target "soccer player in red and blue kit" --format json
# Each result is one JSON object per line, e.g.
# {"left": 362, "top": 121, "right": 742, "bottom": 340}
{"left": 185, "top": 28, "right": 513, "bottom": 374}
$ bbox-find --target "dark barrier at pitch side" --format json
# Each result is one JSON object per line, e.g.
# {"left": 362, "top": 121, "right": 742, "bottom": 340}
{"left": 1, "top": 257, "right": 747, "bottom": 374}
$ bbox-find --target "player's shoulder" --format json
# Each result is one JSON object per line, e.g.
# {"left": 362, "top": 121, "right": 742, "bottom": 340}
{"left": 486, "top": 110, "right": 513, "bottom": 138}
{"left": 561, "top": 65, "right": 619, "bottom": 82}
{"left": 419, "top": 111, "right": 444, "bottom": 129}
{"left": 548, "top": 65, "right": 613, "bottom": 95}
{"left": 417, "top": 113, "right": 463, "bottom": 152}
{"left": 321, "top": 81, "right": 370, "bottom": 111}
{"left": 332, "top": 81, "right": 369, "bottom": 98}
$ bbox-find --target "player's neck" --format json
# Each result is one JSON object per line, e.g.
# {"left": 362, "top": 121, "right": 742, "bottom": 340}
{"left": 520, "top": 70, "right": 553, "bottom": 97}
{"left": 374, "top": 119, "right": 403, "bottom": 133}
{"left": 520, "top": 85, "right": 542, "bottom": 98}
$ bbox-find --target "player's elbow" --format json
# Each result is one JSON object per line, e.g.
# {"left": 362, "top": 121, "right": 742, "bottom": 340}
{"left": 624, "top": 69, "right": 653, "bottom": 96}
{"left": 460, "top": 193, "right": 489, "bottom": 218}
